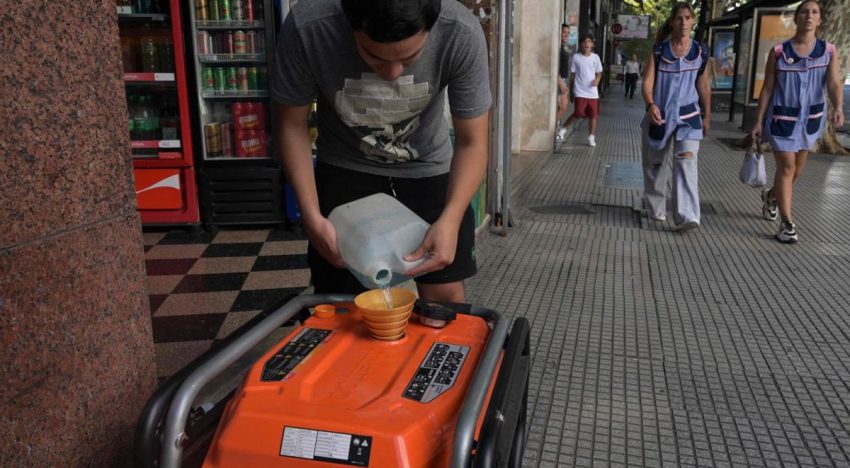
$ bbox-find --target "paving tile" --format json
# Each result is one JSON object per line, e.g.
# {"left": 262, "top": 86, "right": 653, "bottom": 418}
{"left": 212, "top": 229, "right": 272, "bottom": 244}
{"left": 188, "top": 256, "right": 257, "bottom": 274}
{"left": 154, "top": 291, "right": 239, "bottom": 317}
{"left": 144, "top": 243, "right": 208, "bottom": 260}
{"left": 242, "top": 270, "right": 311, "bottom": 290}
{"left": 145, "top": 275, "right": 183, "bottom": 295}
{"left": 259, "top": 240, "right": 309, "bottom": 256}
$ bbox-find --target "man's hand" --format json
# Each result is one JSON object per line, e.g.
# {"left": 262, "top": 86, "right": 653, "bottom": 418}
{"left": 304, "top": 215, "right": 344, "bottom": 268}
{"left": 403, "top": 217, "right": 459, "bottom": 277}
{"left": 703, "top": 115, "right": 711, "bottom": 137}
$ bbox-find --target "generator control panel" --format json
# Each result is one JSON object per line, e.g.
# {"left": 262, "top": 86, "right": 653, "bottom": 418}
{"left": 261, "top": 328, "right": 331, "bottom": 381}
{"left": 403, "top": 342, "right": 470, "bottom": 403}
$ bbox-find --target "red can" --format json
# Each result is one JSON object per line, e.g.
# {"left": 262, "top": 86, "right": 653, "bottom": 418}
{"left": 244, "top": 0, "right": 253, "bottom": 21}
{"left": 224, "top": 31, "right": 234, "bottom": 54}
{"left": 246, "top": 31, "right": 256, "bottom": 53}
{"left": 197, "top": 31, "right": 210, "bottom": 54}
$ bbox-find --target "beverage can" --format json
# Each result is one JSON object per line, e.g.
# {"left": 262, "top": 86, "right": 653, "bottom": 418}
{"left": 226, "top": 67, "right": 238, "bottom": 91}
{"left": 257, "top": 66, "right": 267, "bottom": 89}
{"left": 231, "top": 0, "right": 243, "bottom": 20}
{"left": 205, "top": 123, "right": 222, "bottom": 157}
{"left": 244, "top": 0, "right": 253, "bottom": 21}
{"left": 208, "top": 0, "right": 219, "bottom": 20}
{"left": 219, "top": 0, "right": 231, "bottom": 20}
{"left": 237, "top": 67, "right": 249, "bottom": 90}
{"left": 247, "top": 66, "right": 258, "bottom": 90}
{"left": 246, "top": 31, "right": 256, "bottom": 53}
{"left": 214, "top": 67, "right": 226, "bottom": 91}
{"left": 221, "top": 122, "right": 233, "bottom": 157}
{"left": 197, "top": 31, "right": 210, "bottom": 54}
{"left": 196, "top": 0, "right": 208, "bottom": 21}
{"left": 202, "top": 67, "right": 215, "bottom": 90}
{"left": 224, "top": 31, "right": 234, "bottom": 54}
{"left": 233, "top": 30, "right": 247, "bottom": 54}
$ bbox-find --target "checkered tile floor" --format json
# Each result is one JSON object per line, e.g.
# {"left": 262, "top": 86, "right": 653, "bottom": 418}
{"left": 142, "top": 227, "right": 310, "bottom": 379}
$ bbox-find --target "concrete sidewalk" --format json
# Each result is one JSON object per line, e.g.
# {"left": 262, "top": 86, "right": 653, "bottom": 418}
{"left": 468, "top": 93, "right": 850, "bottom": 467}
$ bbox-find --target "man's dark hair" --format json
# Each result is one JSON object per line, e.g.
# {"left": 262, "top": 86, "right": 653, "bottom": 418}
{"left": 342, "top": 0, "right": 442, "bottom": 43}
{"left": 581, "top": 33, "right": 594, "bottom": 42}
{"left": 562, "top": 23, "right": 569, "bottom": 29}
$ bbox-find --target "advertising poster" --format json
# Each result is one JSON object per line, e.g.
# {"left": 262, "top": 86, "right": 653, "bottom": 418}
{"left": 733, "top": 18, "right": 752, "bottom": 105}
{"left": 613, "top": 14, "right": 650, "bottom": 40}
{"left": 711, "top": 29, "right": 735, "bottom": 90}
{"left": 752, "top": 9, "right": 796, "bottom": 100}
{"left": 564, "top": 0, "right": 580, "bottom": 52}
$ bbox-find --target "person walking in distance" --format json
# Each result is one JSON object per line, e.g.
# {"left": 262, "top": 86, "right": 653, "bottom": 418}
{"left": 272, "top": 0, "right": 491, "bottom": 301}
{"left": 641, "top": 2, "right": 710, "bottom": 231}
{"left": 562, "top": 34, "right": 603, "bottom": 147}
{"left": 556, "top": 23, "right": 571, "bottom": 142}
{"left": 624, "top": 53, "right": 640, "bottom": 99}
{"left": 751, "top": 0, "right": 844, "bottom": 244}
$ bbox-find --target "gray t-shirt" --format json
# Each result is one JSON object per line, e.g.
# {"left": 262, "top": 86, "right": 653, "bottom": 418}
{"left": 271, "top": 0, "right": 491, "bottom": 178}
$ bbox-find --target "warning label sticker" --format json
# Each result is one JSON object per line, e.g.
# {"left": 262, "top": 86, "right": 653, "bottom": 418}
{"left": 281, "top": 427, "right": 372, "bottom": 466}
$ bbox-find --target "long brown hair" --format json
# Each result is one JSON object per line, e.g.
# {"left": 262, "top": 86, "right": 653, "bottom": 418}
{"left": 655, "top": 2, "right": 696, "bottom": 44}
{"left": 794, "top": 0, "right": 823, "bottom": 17}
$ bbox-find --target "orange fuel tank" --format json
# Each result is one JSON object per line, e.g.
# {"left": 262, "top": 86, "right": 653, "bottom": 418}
{"left": 202, "top": 303, "right": 495, "bottom": 467}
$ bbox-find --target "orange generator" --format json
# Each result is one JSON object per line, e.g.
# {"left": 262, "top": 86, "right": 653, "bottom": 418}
{"left": 136, "top": 294, "right": 531, "bottom": 468}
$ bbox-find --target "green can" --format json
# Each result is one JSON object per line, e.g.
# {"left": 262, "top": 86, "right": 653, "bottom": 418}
{"left": 202, "top": 67, "right": 215, "bottom": 90}
{"left": 246, "top": 66, "right": 258, "bottom": 90}
{"left": 208, "top": 0, "right": 219, "bottom": 20}
{"left": 257, "top": 66, "right": 267, "bottom": 89}
{"left": 226, "top": 67, "right": 238, "bottom": 91}
{"left": 214, "top": 67, "right": 226, "bottom": 91}
{"left": 219, "top": 0, "right": 231, "bottom": 20}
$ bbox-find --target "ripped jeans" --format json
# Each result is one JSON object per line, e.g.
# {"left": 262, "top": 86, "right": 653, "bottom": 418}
{"left": 642, "top": 132, "right": 701, "bottom": 225}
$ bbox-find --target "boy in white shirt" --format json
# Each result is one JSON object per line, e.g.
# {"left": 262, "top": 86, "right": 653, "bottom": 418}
{"left": 563, "top": 34, "right": 603, "bottom": 147}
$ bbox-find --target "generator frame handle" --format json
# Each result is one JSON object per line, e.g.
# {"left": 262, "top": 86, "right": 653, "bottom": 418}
{"left": 451, "top": 306, "right": 510, "bottom": 468}
{"left": 159, "top": 293, "right": 353, "bottom": 468}
{"left": 157, "top": 294, "right": 510, "bottom": 468}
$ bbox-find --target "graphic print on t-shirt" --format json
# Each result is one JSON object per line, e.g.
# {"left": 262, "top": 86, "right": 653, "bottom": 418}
{"left": 334, "top": 73, "right": 431, "bottom": 164}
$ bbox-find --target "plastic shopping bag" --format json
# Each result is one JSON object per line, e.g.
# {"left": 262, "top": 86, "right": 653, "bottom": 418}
{"left": 739, "top": 141, "right": 767, "bottom": 188}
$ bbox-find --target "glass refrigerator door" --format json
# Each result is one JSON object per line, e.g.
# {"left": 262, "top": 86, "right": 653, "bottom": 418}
{"left": 188, "top": 0, "right": 276, "bottom": 160}
{"left": 118, "top": 0, "right": 189, "bottom": 162}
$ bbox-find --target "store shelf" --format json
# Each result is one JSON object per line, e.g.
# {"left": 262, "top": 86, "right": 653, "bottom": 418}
{"left": 199, "top": 53, "right": 266, "bottom": 63}
{"left": 196, "top": 20, "right": 265, "bottom": 30}
{"left": 124, "top": 72, "right": 176, "bottom": 82}
{"left": 117, "top": 10, "right": 169, "bottom": 22}
{"left": 131, "top": 139, "right": 182, "bottom": 149}
{"left": 201, "top": 90, "right": 268, "bottom": 98}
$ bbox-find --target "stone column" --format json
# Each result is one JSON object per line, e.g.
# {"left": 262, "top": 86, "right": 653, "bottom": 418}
{"left": 512, "top": 0, "right": 562, "bottom": 153}
{"left": 0, "top": 2, "right": 156, "bottom": 466}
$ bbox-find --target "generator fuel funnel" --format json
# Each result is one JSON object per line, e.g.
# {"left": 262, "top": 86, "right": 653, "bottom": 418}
{"left": 355, "top": 287, "right": 417, "bottom": 341}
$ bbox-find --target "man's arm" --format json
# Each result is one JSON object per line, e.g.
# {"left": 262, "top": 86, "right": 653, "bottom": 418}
{"left": 827, "top": 46, "right": 845, "bottom": 128}
{"left": 405, "top": 111, "right": 489, "bottom": 276}
{"left": 273, "top": 102, "right": 343, "bottom": 267}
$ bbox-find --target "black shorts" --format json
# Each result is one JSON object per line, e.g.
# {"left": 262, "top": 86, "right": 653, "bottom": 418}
{"left": 309, "top": 162, "right": 477, "bottom": 295}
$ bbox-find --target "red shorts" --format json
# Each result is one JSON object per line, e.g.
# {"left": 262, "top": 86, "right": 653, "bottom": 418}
{"left": 573, "top": 97, "right": 600, "bottom": 119}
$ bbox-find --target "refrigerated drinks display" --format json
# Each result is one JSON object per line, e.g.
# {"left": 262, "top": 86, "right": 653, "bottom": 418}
{"left": 188, "top": 0, "right": 286, "bottom": 225}
{"left": 117, "top": 0, "right": 200, "bottom": 225}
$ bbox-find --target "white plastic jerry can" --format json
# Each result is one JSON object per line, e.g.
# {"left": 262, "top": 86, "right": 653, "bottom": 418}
{"left": 328, "top": 193, "right": 430, "bottom": 289}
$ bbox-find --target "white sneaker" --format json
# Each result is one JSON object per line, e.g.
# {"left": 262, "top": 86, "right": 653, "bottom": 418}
{"left": 674, "top": 220, "right": 700, "bottom": 232}
{"left": 557, "top": 128, "right": 567, "bottom": 141}
{"left": 588, "top": 135, "right": 596, "bottom": 147}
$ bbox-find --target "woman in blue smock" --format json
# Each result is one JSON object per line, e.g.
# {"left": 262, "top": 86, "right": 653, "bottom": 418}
{"left": 641, "top": 2, "right": 711, "bottom": 232}
{"left": 752, "top": 0, "right": 844, "bottom": 243}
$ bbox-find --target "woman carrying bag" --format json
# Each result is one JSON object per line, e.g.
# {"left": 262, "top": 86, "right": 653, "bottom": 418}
{"left": 751, "top": 0, "right": 844, "bottom": 243}
{"left": 641, "top": 2, "right": 711, "bottom": 232}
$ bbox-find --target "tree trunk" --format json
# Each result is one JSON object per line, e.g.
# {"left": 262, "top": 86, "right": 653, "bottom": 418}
{"left": 815, "top": 0, "right": 849, "bottom": 155}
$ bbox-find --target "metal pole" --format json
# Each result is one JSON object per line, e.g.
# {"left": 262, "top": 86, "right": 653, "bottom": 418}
{"left": 499, "top": 0, "right": 514, "bottom": 236}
